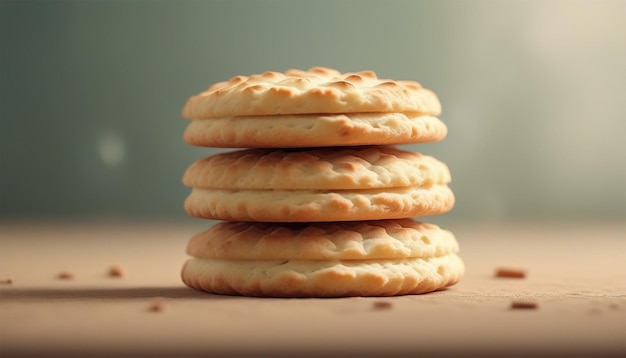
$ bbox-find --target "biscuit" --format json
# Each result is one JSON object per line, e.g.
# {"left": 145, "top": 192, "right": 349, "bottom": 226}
{"left": 183, "top": 113, "right": 447, "bottom": 148}
{"left": 182, "top": 146, "right": 454, "bottom": 222}
{"left": 182, "top": 67, "right": 446, "bottom": 148}
{"left": 182, "top": 67, "right": 441, "bottom": 118}
{"left": 186, "top": 219, "right": 460, "bottom": 260}
{"left": 184, "top": 185, "right": 454, "bottom": 222}
{"left": 182, "top": 146, "right": 451, "bottom": 190}
{"left": 179, "top": 67, "right": 463, "bottom": 297}
{"left": 181, "top": 219, "right": 464, "bottom": 297}
{"left": 181, "top": 255, "right": 464, "bottom": 297}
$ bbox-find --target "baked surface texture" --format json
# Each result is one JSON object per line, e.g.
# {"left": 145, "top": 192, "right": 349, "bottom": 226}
{"left": 183, "top": 113, "right": 447, "bottom": 148}
{"left": 183, "top": 184, "right": 455, "bottom": 222}
{"left": 186, "top": 219, "right": 460, "bottom": 260}
{"left": 182, "top": 146, "right": 451, "bottom": 190}
{"left": 182, "top": 67, "right": 441, "bottom": 118}
{"left": 182, "top": 146, "right": 454, "bottom": 222}
{"left": 181, "top": 219, "right": 464, "bottom": 297}
{"left": 179, "top": 67, "right": 461, "bottom": 296}
{"left": 181, "top": 255, "right": 463, "bottom": 297}
{"left": 182, "top": 67, "right": 446, "bottom": 148}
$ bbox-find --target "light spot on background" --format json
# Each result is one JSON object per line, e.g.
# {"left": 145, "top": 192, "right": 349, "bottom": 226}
{"left": 97, "top": 131, "right": 126, "bottom": 167}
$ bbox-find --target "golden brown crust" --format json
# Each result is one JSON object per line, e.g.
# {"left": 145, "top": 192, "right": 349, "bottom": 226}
{"left": 186, "top": 219, "right": 460, "bottom": 260}
{"left": 180, "top": 254, "right": 464, "bottom": 297}
{"left": 182, "top": 147, "right": 450, "bottom": 190}
{"left": 182, "top": 67, "right": 441, "bottom": 119}
{"left": 182, "top": 113, "right": 447, "bottom": 148}
{"left": 183, "top": 185, "right": 455, "bottom": 222}
{"left": 179, "top": 67, "right": 461, "bottom": 297}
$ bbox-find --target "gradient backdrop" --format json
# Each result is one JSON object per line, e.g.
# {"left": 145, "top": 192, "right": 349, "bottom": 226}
{"left": 1, "top": 0, "right": 625, "bottom": 224}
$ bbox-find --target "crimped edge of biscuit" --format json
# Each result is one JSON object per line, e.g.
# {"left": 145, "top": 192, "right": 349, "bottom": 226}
{"left": 182, "top": 67, "right": 442, "bottom": 119}
{"left": 184, "top": 185, "right": 455, "bottom": 222}
{"left": 186, "top": 219, "right": 460, "bottom": 260}
{"left": 183, "top": 113, "right": 447, "bottom": 148}
{"left": 181, "top": 254, "right": 464, "bottom": 297}
{"left": 182, "top": 146, "right": 451, "bottom": 190}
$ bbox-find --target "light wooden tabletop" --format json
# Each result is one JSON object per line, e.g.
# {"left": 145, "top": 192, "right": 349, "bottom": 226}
{"left": 1, "top": 221, "right": 625, "bottom": 357}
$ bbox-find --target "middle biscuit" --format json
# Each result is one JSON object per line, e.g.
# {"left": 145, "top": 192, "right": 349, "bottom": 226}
{"left": 183, "top": 146, "right": 454, "bottom": 222}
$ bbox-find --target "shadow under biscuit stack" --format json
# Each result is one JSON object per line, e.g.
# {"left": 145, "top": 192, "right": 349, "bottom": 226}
{"left": 180, "top": 67, "right": 464, "bottom": 297}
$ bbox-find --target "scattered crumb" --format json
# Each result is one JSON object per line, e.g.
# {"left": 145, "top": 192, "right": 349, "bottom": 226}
{"left": 148, "top": 300, "right": 167, "bottom": 313}
{"left": 372, "top": 300, "right": 393, "bottom": 310}
{"left": 108, "top": 264, "right": 127, "bottom": 278}
{"left": 510, "top": 300, "right": 538, "bottom": 310}
{"left": 57, "top": 271, "right": 75, "bottom": 280}
{"left": 608, "top": 303, "right": 619, "bottom": 311}
{"left": 495, "top": 267, "right": 527, "bottom": 279}
{"left": 0, "top": 278, "right": 13, "bottom": 285}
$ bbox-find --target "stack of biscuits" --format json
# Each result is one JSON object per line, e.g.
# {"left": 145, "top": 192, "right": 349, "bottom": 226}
{"left": 180, "top": 67, "right": 464, "bottom": 297}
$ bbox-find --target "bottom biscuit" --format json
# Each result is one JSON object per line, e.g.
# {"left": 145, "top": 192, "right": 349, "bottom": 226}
{"left": 181, "top": 254, "right": 464, "bottom": 297}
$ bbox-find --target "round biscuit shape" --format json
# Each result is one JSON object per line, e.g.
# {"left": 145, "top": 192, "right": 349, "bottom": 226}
{"left": 183, "top": 185, "right": 455, "bottom": 222}
{"left": 182, "top": 67, "right": 441, "bottom": 119}
{"left": 183, "top": 113, "right": 447, "bottom": 148}
{"left": 186, "top": 219, "right": 460, "bottom": 260}
{"left": 181, "top": 254, "right": 464, "bottom": 297}
{"left": 182, "top": 146, "right": 451, "bottom": 190}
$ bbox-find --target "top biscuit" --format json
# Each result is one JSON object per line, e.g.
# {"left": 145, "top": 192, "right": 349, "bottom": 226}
{"left": 182, "top": 67, "right": 441, "bottom": 118}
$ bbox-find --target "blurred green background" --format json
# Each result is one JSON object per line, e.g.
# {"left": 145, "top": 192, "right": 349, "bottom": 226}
{"left": 1, "top": 0, "right": 625, "bottom": 224}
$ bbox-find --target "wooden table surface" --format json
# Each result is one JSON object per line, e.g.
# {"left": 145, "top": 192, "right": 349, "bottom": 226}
{"left": 1, "top": 221, "right": 625, "bottom": 357}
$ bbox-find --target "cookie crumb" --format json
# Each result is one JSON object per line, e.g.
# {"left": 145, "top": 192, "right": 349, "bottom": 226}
{"left": 148, "top": 300, "right": 167, "bottom": 313}
{"left": 108, "top": 264, "right": 126, "bottom": 278}
{"left": 495, "top": 267, "right": 527, "bottom": 278}
{"left": 57, "top": 271, "right": 74, "bottom": 280}
{"left": 0, "top": 278, "right": 13, "bottom": 285}
{"left": 373, "top": 300, "right": 393, "bottom": 310}
{"left": 511, "top": 300, "right": 538, "bottom": 310}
